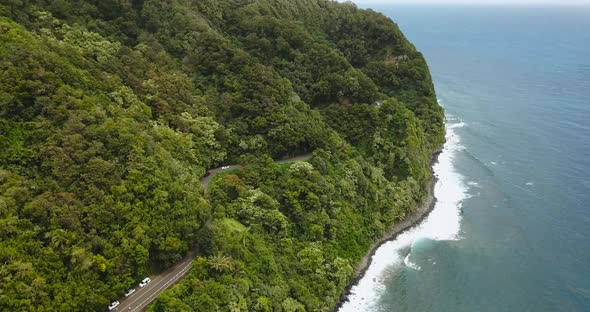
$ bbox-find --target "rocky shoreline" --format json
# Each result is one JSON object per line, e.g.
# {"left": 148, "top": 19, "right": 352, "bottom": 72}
{"left": 334, "top": 150, "right": 442, "bottom": 311}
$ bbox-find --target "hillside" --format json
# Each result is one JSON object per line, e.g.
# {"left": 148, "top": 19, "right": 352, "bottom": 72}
{"left": 0, "top": 1, "right": 444, "bottom": 311}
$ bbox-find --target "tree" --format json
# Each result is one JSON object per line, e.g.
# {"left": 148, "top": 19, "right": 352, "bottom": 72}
{"left": 206, "top": 254, "right": 233, "bottom": 273}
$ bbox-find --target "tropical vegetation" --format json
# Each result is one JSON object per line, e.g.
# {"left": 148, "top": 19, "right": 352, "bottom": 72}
{"left": 0, "top": 0, "right": 444, "bottom": 311}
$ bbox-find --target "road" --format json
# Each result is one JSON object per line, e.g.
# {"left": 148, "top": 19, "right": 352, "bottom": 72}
{"left": 110, "top": 154, "right": 312, "bottom": 311}
{"left": 199, "top": 164, "right": 242, "bottom": 193}
{"left": 200, "top": 153, "right": 311, "bottom": 193}
{"left": 115, "top": 253, "right": 194, "bottom": 311}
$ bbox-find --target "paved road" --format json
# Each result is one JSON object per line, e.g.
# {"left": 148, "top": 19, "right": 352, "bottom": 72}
{"left": 199, "top": 164, "right": 242, "bottom": 193}
{"left": 115, "top": 253, "right": 194, "bottom": 312}
{"left": 200, "top": 154, "right": 311, "bottom": 193}
{"left": 109, "top": 154, "right": 312, "bottom": 311}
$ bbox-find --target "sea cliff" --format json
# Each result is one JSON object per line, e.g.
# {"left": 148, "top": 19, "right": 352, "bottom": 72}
{"left": 0, "top": 1, "right": 444, "bottom": 310}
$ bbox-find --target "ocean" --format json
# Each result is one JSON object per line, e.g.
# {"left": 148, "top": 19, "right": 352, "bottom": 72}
{"left": 339, "top": 5, "right": 590, "bottom": 312}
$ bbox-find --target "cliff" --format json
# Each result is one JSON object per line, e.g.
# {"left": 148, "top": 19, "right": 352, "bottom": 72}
{"left": 0, "top": 1, "right": 443, "bottom": 310}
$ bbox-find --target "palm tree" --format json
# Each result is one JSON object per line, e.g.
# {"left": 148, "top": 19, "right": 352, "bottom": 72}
{"left": 45, "top": 229, "right": 71, "bottom": 249}
{"left": 207, "top": 254, "right": 233, "bottom": 272}
{"left": 240, "top": 226, "right": 251, "bottom": 247}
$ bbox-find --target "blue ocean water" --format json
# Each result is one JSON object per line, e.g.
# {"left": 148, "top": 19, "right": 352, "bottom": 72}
{"left": 340, "top": 5, "right": 590, "bottom": 312}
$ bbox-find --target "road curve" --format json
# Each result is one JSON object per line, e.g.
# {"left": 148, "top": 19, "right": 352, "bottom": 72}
{"left": 200, "top": 153, "right": 311, "bottom": 193}
{"left": 110, "top": 154, "right": 312, "bottom": 311}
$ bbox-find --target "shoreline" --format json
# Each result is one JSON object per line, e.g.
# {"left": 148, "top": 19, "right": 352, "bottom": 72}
{"left": 333, "top": 149, "right": 443, "bottom": 311}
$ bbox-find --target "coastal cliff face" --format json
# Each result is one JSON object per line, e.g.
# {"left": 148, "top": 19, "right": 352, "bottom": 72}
{"left": 0, "top": 1, "right": 443, "bottom": 311}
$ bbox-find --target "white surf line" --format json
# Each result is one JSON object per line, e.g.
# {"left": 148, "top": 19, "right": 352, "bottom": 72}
{"left": 403, "top": 253, "right": 421, "bottom": 271}
{"left": 338, "top": 118, "right": 468, "bottom": 312}
{"left": 130, "top": 261, "right": 193, "bottom": 312}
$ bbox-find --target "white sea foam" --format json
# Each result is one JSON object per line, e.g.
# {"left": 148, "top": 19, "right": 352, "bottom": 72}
{"left": 525, "top": 182, "right": 534, "bottom": 186}
{"left": 338, "top": 119, "right": 468, "bottom": 312}
{"left": 465, "top": 191, "right": 480, "bottom": 200}
{"left": 448, "top": 121, "right": 466, "bottom": 129}
{"left": 403, "top": 253, "right": 422, "bottom": 271}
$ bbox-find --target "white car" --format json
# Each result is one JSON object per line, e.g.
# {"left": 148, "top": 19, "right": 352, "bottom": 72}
{"left": 108, "top": 301, "right": 120, "bottom": 311}
{"left": 124, "top": 288, "right": 136, "bottom": 297}
{"left": 139, "top": 277, "right": 151, "bottom": 287}
{"left": 221, "top": 165, "right": 230, "bottom": 169}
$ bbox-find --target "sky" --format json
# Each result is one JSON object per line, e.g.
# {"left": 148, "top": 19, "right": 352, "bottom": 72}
{"left": 341, "top": 0, "right": 590, "bottom": 5}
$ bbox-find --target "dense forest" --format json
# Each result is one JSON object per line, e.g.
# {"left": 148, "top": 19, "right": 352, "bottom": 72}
{"left": 0, "top": 0, "right": 444, "bottom": 311}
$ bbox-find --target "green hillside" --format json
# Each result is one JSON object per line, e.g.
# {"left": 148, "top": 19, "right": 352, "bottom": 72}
{"left": 0, "top": 1, "right": 444, "bottom": 310}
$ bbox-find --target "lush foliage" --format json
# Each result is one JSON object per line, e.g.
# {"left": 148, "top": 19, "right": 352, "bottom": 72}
{"left": 0, "top": 0, "right": 444, "bottom": 311}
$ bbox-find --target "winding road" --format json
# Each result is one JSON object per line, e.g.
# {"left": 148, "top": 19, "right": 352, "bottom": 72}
{"left": 200, "top": 154, "right": 312, "bottom": 193}
{"left": 110, "top": 154, "right": 312, "bottom": 311}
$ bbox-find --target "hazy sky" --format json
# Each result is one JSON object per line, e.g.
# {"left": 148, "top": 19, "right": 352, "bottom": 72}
{"left": 343, "top": 0, "right": 590, "bottom": 5}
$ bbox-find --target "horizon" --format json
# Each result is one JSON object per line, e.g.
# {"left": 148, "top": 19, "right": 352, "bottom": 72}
{"left": 340, "top": 0, "right": 590, "bottom": 6}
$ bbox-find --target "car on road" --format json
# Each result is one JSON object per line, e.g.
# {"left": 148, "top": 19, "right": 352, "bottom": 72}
{"left": 221, "top": 165, "right": 230, "bottom": 169}
{"left": 124, "top": 288, "right": 136, "bottom": 297}
{"left": 139, "top": 277, "right": 151, "bottom": 287}
{"left": 108, "top": 301, "right": 120, "bottom": 311}
{"left": 204, "top": 171, "right": 211, "bottom": 177}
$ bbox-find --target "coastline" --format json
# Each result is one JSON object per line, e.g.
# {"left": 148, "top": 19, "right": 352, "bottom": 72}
{"left": 334, "top": 149, "right": 443, "bottom": 311}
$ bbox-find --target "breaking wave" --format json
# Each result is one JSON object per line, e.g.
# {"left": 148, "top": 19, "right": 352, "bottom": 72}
{"left": 338, "top": 116, "right": 468, "bottom": 312}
